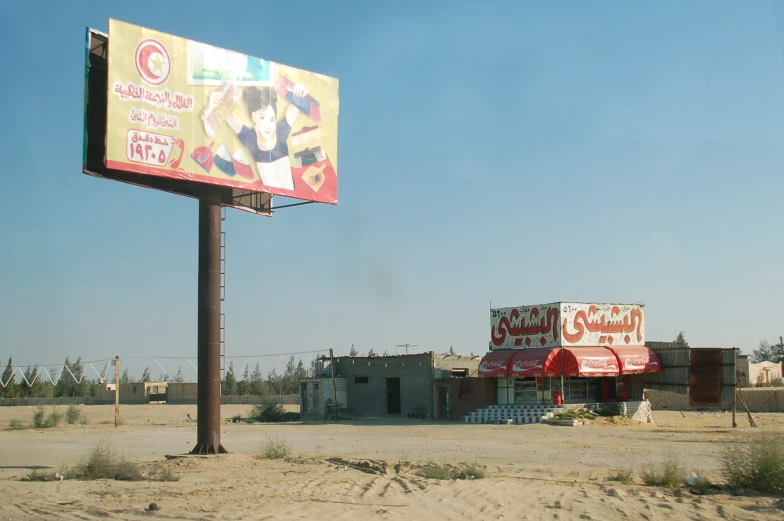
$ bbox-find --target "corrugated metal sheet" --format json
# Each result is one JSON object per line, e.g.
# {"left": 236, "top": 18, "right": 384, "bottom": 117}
{"left": 644, "top": 344, "right": 737, "bottom": 404}
{"left": 644, "top": 343, "right": 689, "bottom": 395}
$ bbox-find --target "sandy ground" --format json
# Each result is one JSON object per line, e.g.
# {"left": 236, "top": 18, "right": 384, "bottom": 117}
{"left": 1, "top": 404, "right": 783, "bottom": 520}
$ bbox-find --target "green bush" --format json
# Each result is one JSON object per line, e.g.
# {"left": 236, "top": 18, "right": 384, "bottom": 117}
{"left": 720, "top": 437, "right": 784, "bottom": 494}
{"left": 66, "top": 405, "right": 82, "bottom": 425}
{"left": 259, "top": 433, "right": 291, "bottom": 459}
{"left": 250, "top": 404, "right": 286, "bottom": 423}
{"left": 32, "top": 407, "right": 46, "bottom": 429}
{"left": 45, "top": 409, "right": 62, "bottom": 428}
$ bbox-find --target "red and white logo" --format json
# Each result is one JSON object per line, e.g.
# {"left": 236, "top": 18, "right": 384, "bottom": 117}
{"left": 624, "top": 357, "right": 657, "bottom": 369}
{"left": 480, "top": 361, "right": 506, "bottom": 373}
{"left": 512, "top": 360, "right": 543, "bottom": 372}
{"left": 134, "top": 39, "right": 171, "bottom": 86}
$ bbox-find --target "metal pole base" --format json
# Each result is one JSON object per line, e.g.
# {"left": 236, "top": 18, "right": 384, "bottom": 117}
{"left": 191, "top": 443, "right": 228, "bottom": 455}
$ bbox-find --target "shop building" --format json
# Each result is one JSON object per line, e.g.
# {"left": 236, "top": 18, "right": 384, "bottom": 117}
{"left": 478, "top": 302, "right": 660, "bottom": 406}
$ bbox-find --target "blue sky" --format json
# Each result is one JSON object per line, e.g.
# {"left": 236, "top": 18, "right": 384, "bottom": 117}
{"left": 0, "top": 1, "right": 782, "bottom": 379}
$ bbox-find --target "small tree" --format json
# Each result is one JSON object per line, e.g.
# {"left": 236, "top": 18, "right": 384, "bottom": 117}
{"left": 222, "top": 362, "right": 237, "bottom": 395}
{"left": 172, "top": 366, "right": 184, "bottom": 383}
{"left": 1, "top": 357, "right": 14, "bottom": 398}
{"left": 250, "top": 363, "right": 266, "bottom": 395}
{"left": 368, "top": 349, "right": 376, "bottom": 357}
{"left": 283, "top": 356, "right": 297, "bottom": 394}
{"left": 236, "top": 365, "right": 250, "bottom": 395}
{"left": 120, "top": 369, "right": 130, "bottom": 384}
{"left": 141, "top": 367, "right": 151, "bottom": 383}
{"left": 673, "top": 331, "right": 689, "bottom": 349}
{"left": 349, "top": 345, "right": 358, "bottom": 357}
{"left": 449, "top": 346, "right": 456, "bottom": 355}
{"left": 752, "top": 337, "right": 784, "bottom": 363}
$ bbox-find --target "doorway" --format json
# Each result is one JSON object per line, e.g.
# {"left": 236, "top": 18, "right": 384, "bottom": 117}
{"left": 386, "top": 377, "right": 401, "bottom": 414}
{"left": 438, "top": 386, "right": 448, "bottom": 419}
{"left": 300, "top": 382, "right": 308, "bottom": 414}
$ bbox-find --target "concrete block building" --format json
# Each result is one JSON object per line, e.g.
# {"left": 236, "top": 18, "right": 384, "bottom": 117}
{"left": 299, "top": 352, "right": 482, "bottom": 419}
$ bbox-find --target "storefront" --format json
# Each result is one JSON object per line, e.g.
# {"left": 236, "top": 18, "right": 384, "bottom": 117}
{"left": 479, "top": 346, "right": 659, "bottom": 405}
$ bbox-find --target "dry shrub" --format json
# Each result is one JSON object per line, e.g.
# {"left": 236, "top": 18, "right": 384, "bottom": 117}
{"left": 608, "top": 468, "right": 634, "bottom": 484}
{"left": 45, "top": 409, "right": 62, "bottom": 428}
{"left": 23, "top": 441, "right": 179, "bottom": 483}
{"left": 720, "top": 436, "right": 784, "bottom": 494}
{"left": 24, "top": 470, "right": 59, "bottom": 482}
{"left": 32, "top": 407, "right": 46, "bottom": 429}
{"left": 259, "top": 433, "right": 292, "bottom": 459}
{"left": 641, "top": 457, "right": 685, "bottom": 488}
{"left": 8, "top": 419, "right": 28, "bottom": 431}
{"left": 66, "top": 405, "right": 82, "bottom": 425}
{"left": 419, "top": 462, "right": 485, "bottom": 480}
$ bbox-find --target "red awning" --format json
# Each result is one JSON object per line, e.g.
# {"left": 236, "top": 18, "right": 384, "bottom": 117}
{"left": 609, "top": 346, "right": 661, "bottom": 374}
{"left": 562, "top": 347, "right": 620, "bottom": 377}
{"left": 478, "top": 350, "right": 516, "bottom": 377}
{"left": 508, "top": 348, "right": 562, "bottom": 378}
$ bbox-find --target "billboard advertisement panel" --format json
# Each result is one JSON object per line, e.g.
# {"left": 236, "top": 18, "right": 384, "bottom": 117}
{"left": 560, "top": 303, "right": 645, "bottom": 347}
{"left": 105, "top": 19, "right": 339, "bottom": 205}
{"left": 490, "top": 304, "right": 561, "bottom": 350}
{"left": 490, "top": 302, "right": 645, "bottom": 349}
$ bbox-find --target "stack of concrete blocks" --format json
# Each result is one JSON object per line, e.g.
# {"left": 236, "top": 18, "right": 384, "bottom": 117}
{"left": 464, "top": 404, "right": 563, "bottom": 425}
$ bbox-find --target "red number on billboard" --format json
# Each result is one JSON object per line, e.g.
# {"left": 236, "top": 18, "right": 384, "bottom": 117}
{"left": 158, "top": 150, "right": 166, "bottom": 164}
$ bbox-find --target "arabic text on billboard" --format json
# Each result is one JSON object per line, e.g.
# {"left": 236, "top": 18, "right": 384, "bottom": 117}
{"left": 106, "top": 19, "right": 339, "bottom": 204}
{"left": 490, "top": 302, "right": 645, "bottom": 349}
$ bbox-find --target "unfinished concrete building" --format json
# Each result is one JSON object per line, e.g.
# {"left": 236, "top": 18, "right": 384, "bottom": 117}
{"left": 299, "top": 352, "right": 484, "bottom": 419}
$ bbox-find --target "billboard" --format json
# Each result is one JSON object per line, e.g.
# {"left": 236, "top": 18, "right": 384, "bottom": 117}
{"left": 104, "top": 19, "right": 339, "bottom": 205}
{"left": 560, "top": 303, "right": 645, "bottom": 347}
{"left": 490, "top": 302, "right": 645, "bottom": 349}
{"left": 490, "top": 304, "right": 561, "bottom": 350}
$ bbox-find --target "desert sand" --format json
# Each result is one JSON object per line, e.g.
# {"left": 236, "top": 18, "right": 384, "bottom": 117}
{"left": 1, "top": 404, "right": 782, "bottom": 520}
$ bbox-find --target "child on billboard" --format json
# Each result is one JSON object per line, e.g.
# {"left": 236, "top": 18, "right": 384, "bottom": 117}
{"left": 207, "top": 82, "right": 308, "bottom": 190}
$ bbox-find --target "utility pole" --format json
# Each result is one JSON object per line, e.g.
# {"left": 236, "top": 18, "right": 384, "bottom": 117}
{"left": 329, "top": 348, "right": 338, "bottom": 422}
{"left": 114, "top": 356, "right": 120, "bottom": 427}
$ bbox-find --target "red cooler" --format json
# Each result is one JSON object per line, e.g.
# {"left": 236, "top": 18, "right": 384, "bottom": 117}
{"left": 552, "top": 391, "right": 563, "bottom": 406}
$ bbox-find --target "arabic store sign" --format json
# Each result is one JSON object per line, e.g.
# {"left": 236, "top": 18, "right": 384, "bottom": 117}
{"left": 490, "top": 302, "right": 645, "bottom": 349}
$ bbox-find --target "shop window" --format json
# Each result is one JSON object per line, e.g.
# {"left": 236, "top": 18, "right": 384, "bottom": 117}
{"left": 514, "top": 378, "right": 538, "bottom": 404}
{"left": 354, "top": 375, "right": 369, "bottom": 384}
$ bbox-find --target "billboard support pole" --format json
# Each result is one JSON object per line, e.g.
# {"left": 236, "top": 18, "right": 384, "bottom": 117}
{"left": 192, "top": 190, "right": 227, "bottom": 455}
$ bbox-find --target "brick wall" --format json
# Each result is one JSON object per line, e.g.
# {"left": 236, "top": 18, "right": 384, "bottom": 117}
{"left": 645, "top": 388, "right": 784, "bottom": 412}
{"left": 437, "top": 378, "right": 495, "bottom": 420}
{"left": 300, "top": 378, "right": 347, "bottom": 420}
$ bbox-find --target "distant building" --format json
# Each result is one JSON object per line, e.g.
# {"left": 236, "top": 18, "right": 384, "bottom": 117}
{"left": 298, "top": 352, "right": 483, "bottom": 420}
